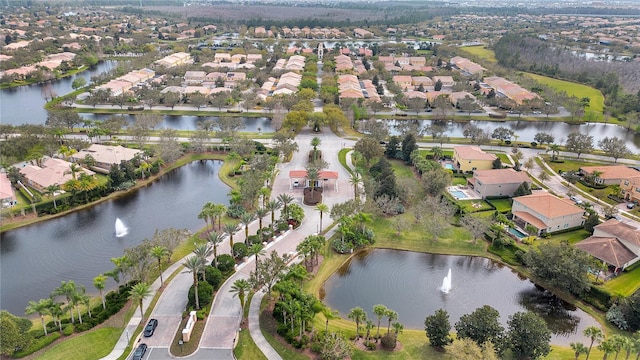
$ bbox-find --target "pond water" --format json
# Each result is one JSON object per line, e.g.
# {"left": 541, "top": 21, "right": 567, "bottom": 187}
{"left": 0, "top": 160, "right": 229, "bottom": 315}
{"left": 322, "top": 249, "right": 600, "bottom": 345}
{"left": 78, "top": 113, "right": 274, "bottom": 132}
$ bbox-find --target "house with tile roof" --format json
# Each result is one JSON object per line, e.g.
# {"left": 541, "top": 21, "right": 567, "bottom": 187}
{"left": 579, "top": 165, "right": 640, "bottom": 186}
{"left": 468, "top": 168, "right": 531, "bottom": 199}
{"left": 576, "top": 219, "right": 640, "bottom": 270}
{"left": 20, "top": 158, "right": 95, "bottom": 192}
{"left": 0, "top": 173, "right": 17, "bottom": 207}
{"left": 453, "top": 146, "right": 497, "bottom": 172}
{"left": 71, "top": 144, "right": 143, "bottom": 173}
{"left": 512, "top": 192, "right": 585, "bottom": 235}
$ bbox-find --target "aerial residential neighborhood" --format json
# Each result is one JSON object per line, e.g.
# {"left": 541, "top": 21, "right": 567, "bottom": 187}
{"left": 1, "top": 1, "right": 640, "bottom": 360}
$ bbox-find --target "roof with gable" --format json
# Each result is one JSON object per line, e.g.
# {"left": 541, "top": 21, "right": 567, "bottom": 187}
{"left": 513, "top": 192, "right": 585, "bottom": 219}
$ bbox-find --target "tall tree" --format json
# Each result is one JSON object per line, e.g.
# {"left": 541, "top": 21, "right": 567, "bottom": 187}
{"left": 354, "top": 137, "right": 383, "bottom": 165}
{"left": 208, "top": 231, "right": 225, "bottom": 268}
{"left": 128, "top": 282, "right": 152, "bottom": 320}
{"left": 248, "top": 243, "right": 266, "bottom": 272}
{"left": 93, "top": 274, "right": 107, "bottom": 310}
{"left": 454, "top": 305, "right": 504, "bottom": 347}
{"left": 230, "top": 279, "right": 251, "bottom": 322}
{"left": 25, "top": 298, "right": 53, "bottom": 336}
{"left": 425, "top": 309, "right": 453, "bottom": 348}
{"left": 583, "top": 326, "right": 604, "bottom": 360}
{"left": 240, "top": 213, "right": 255, "bottom": 245}
{"left": 315, "top": 203, "right": 329, "bottom": 232}
{"left": 565, "top": 132, "right": 594, "bottom": 159}
{"left": 373, "top": 304, "right": 388, "bottom": 341}
{"left": 598, "top": 137, "right": 630, "bottom": 163}
{"left": 348, "top": 306, "right": 367, "bottom": 340}
{"left": 223, "top": 223, "right": 240, "bottom": 255}
{"left": 183, "top": 256, "right": 205, "bottom": 310}
{"left": 150, "top": 245, "right": 169, "bottom": 287}
{"left": 506, "top": 311, "right": 551, "bottom": 360}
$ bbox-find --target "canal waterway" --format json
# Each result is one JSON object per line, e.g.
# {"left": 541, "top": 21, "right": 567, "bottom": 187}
{"left": 0, "top": 60, "right": 119, "bottom": 126}
{"left": 322, "top": 249, "right": 600, "bottom": 345}
{"left": 0, "top": 160, "right": 229, "bottom": 315}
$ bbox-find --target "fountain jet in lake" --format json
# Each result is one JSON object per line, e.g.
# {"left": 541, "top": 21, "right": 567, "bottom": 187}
{"left": 441, "top": 268, "right": 452, "bottom": 293}
{"left": 115, "top": 218, "right": 128, "bottom": 237}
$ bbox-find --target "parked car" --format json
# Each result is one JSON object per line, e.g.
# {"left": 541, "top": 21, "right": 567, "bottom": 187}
{"left": 143, "top": 319, "right": 158, "bottom": 337}
{"left": 569, "top": 196, "right": 583, "bottom": 204}
{"left": 627, "top": 203, "right": 635, "bottom": 209}
{"left": 132, "top": 343, "right": 147, "bottom": 360}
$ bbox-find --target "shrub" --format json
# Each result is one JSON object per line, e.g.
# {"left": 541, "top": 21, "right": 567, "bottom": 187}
{"left": 380, "top": 333, "right": 397, "bottom": 349}
{"left": 205, "top": 266, "right": 224, "bottom": 290}
{"left": 62, "top": 324, "right": 74, "bottom": 336}
{"left": 13, "top": 332, "right": 62, "bottom": 358}
{"left": 216, "top": 254, "right": 235, "bottom": 273}
{"left": 188, "top": 281, "right": 214, "bottom": 309}
{"left": 233, "top": 242, "right": 248, "bottom": 258}
{"left": 248, "top": 235, "right": 261, "bottom": 245}
{"left": 364, "top": 340, "right": 376, "bottom": 350}
{"left": 606, "top": 304, "right": 628, "bottom": 330}
{"left": 310, "top": 342, "right": 322, "bottom": 354}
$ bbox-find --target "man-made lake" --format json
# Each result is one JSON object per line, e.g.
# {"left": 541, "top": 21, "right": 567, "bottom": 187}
{"left": 0, "top": 160, "right": 229, "bottom": 315}
{"left": 78, "top": 113, "right": 274, "bottom": 132}
{"left": 322, "top": 249, "right": 600, "bottom": 345}
{"left": 0, "top": 61, "right": 118, "bottom": 126}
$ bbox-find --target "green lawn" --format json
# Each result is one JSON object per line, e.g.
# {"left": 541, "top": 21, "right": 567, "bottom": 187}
{"left": 542, "top": 156, "right": 606, "bottom": 174}
{"left": 546, "top": 229, "right": 591, "bottom": 246}
{"left": 525, "top": 73, "right": 605, "bottom": 114}
{"left": 487, "top": 198, "right": 512, "bottom": 213}
{"left": 38, "top": 327, "right": 121, "bottom": 360}
{"left": 234, "top": 328, "right": 268, "bottom": 360}
{"left": 604, "top": 263, "right": 640, "bottom": 296}
{"left": 493, "top": 152, "right": 513, "bottom": 166}
{"left": 459, "top": 46, "right": 497, "bottom": 63}
{"left": 458, "top": 199, "right": 494, "bottom": 213}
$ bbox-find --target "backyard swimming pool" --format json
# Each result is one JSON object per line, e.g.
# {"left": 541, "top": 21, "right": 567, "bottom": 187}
{"left": 509, "top": 227, "right": 528, "bottom": 239}
{"left": 450, "top": 190, "right": 468, "bottom": 199}
{"left": 444, "top": 164, "right": 455, "bottom": 170}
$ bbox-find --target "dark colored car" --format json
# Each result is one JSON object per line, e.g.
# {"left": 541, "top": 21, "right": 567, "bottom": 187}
{"left": 143, "top": 319, "right": 158, "bottom": 337}
{"left": 132, "top": 343, "right": 147, "bottom": 360}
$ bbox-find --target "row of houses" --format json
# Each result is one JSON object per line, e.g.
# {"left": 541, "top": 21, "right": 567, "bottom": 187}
{"left": 334, "top": 54, "right": 366, "bottom": 74}
{"left": 336, "top": 74, "right": 380, "bottom": 103}
{"left": 154, "top": 52, "right": 193, "bottom": 68}
{"left": 273, "top": 55, "right": 306, "bottom": 72}
{"left": 182, "top": 70, "right": 247, "bottom": 88}
{"left": 378, "top": 55, "right": 431, "bottom": 72}
{"left": 0, "top": 52, "right": 77, "bottom": 79}
{"left": 94, "top": 68, "right": 155, "bottom": 97}
{"left": 450, "top": 56, "right": 486, "bottom": 77}
{"left": 392, "top": 75, "right": 456, "bottom": 90}
{"left": 483, "top": 76, "right": 540, "bottom": 105}
{"left": 210, "top": 52, "right": 262, "bottom": 64}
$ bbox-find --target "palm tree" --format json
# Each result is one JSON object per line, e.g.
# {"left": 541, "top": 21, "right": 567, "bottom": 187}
{"left": 315, "top": 203, "right": 329, "bottom": 232}
{"left": 223, "top": 223, "right": 240, "bottom": 255}
{"left": 230, "top": 279, "right": 251, "bottom": 321}
{"left": 110, "top": 256, "right": 130, "bottom": 284}
{"left": 266, "top": 199, "right": 282, "bottom": 226}
{"left": 385, "top": 309, "right": 398, "bottom": 335}
{"left": 307, "top": 167, "right": 320, "bottom": 198}
{"left": 610, "top": 335, "right": 627, "bottom": 360}
{"left": 365, "top": 319, "right": 375, "bottom": 342}
{"left": 65, "top": 163, "right": 82, "bottom": 180}
{"left": 248, "top": 243, "right": 266, "bottom": 272}
{"left": 259, "top": 187, "right": 271, "bottom": 208}
{"left": 355, "top": 212, "right": 372, "bottom": 234}
{"left": 25, "top": 298, "right": 53, "bottom": 336}
{"left": 392, "top": 322, "right": 404, "bottom": 335}
{"left": 183, "top": 256, "right": 205, "bottom": 309}
{"left": 277, "top": 194, "right": 294, "bottom": 218}
{"left": 599, "top": 338, "right": 616, "bottom": 360}
{"left": 47, "top": 300, "right": 64, "bottom": 332}
{"left": 213, "top": 204, "right": 227, "bottom": 230}
{"left": 240, "top": 213, "right": 255, "bottom": 245}
{"left": 373, "top": 304, "right": 388, "bottom": 341}
{"left": 348, "top": 306, "right": 367, "bottom": 339}
{"left": 311, "top": 136, "right": 321, "bottom": 161}
{"left": 198, "top": 203, "right": 212, "bottom": 231}
{"left": 570, "top": 342, "right": 589, "bottom": 360}
{"left": 52, "top": 280, "right": 79, "bottom": 323}
{"left": 150, "top": 245, "right": 170, "bottom": 287}
{"left": 256, "top": 207, "right": 268, "bottom": 232}
{"left": 193, "top": 243, "right": 214, "bottom": 282}
{"left": 208, "top": 231, "right": 225, "bottom": 268}
{"left": 93, "top": 274, "right": 107, "bottom": 310}
{"left": 547, "top": 143, "right": 561, "bottom": 161}
{"left": 44, "top": 184, "right": 61, "bottom": 209}
{"left": 349, "top": 171, "right": 362, "bottom": 202}
{"left": 584, "top": 326, "right": 604, "bottom": 360}
{"left": 129, "top": 282, "right": 152, "bottom": 319}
